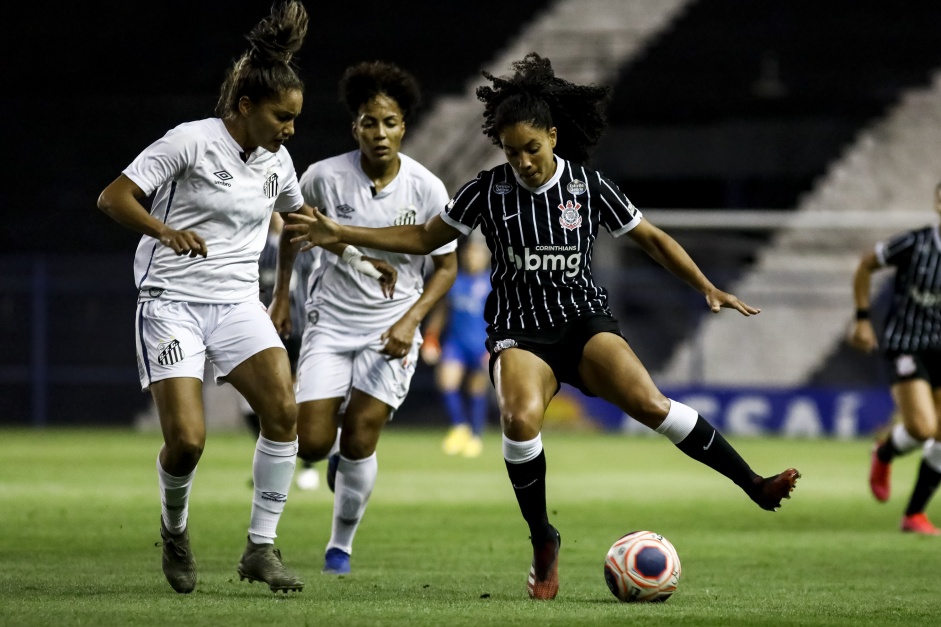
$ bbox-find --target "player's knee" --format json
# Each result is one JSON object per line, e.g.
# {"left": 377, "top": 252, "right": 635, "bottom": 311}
{"left": 624, "top": 393, "right": 672, "bottom": 425}
{"left": 298, "top": 432, "right": 333, "bottom": 462}
{"left": 165, "top": 433, "right": 205, "bottom": 467}
{"left": 259, "top": 398, "right": 298, "bottom": 440}
{"left": 500, "top": 404, "right": 542, "bottom": 440}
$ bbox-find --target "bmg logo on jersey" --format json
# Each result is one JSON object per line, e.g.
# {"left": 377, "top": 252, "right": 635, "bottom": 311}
{"left": 507, "top": 245, "right": 581, "bottom": 277}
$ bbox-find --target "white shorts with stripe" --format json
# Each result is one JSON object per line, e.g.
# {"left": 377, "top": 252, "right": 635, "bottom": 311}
{"left": 135, "top": 300, "right": 284, "bottom": 391}
{"left": 294, "top": 323, "right": 421, "bottom": 411}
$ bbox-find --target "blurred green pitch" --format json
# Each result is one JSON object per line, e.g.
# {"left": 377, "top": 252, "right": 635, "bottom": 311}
{"left": 1, "top": 427, "right": 939, "bottom": 626}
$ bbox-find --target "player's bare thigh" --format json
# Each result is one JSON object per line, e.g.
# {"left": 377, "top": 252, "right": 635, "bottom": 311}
{"left": 891, "top": 379, "right": 937, "bottom": 441}
{"left": 339, "top": 390, "right": 394, "bottom": 459}
{"left": 150, "top": 376, "right": 205, "bottom": 474}
{"left": 579, "top": 332, "right": 670, "bottom": 429}
{"left": 297, "top": 397, "right": 345, "bottom": 461}
{"left": 492, "top": 348, "right": 557, "bottom": 440}
{"left": 226, "top": 346, "right": 297, "bottom": 442}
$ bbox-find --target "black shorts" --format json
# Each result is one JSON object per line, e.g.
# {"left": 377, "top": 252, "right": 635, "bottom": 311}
{"left": 486, "top": 312, "right": 625, "bottom": 397}
{"left": 884, "top": 349, "right": 941, "bottom": 387}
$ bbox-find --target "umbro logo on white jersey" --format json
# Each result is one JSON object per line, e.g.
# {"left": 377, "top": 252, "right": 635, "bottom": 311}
{"left": 336, "top": 204, "right": 355, "bottom": 219}
{"left": 213, "top": 170, "right": 233, "bottom": 187}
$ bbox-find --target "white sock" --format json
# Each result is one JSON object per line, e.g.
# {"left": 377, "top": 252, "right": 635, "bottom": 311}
{"left": 248, "top": 436, "right": 298, "bottom": 544}
{"left": 157, "top": 457, "right": 196, "bottom": 535}
{"left": 923, "top": 440, "right": 941, "bottom": 473}
{"left": 502, "top": 433, "right": 543, "bottom": 463}
{"left": 655, "top": 400, "right": 699, "bottom": 444}
{"left": 327, "top": 452, "right": 377, "bottom": 555}
{"left": 891, "top": 422, "right": 923, "bottom": 454}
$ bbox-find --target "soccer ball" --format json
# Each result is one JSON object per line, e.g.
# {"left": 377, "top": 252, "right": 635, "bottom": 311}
{"left": 603, "top": 530, "right": 681, "bottom": 603}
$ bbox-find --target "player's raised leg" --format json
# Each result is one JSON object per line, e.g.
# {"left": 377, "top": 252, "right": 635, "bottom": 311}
{"left": 582, "top": 333, "right": 800, "bottom": 511}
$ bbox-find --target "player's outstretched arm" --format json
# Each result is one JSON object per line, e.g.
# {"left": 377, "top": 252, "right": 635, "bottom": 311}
{"left": 285, "top": 210, "right": 460, "bottom": 256}
{"left": 628, "top": 219, "right": 759, "bottom": 316}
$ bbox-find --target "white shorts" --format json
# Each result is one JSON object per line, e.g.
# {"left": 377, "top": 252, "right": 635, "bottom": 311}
{"left": 135, "top": 300, "right": 284, "bottom": 391}
{"left": 294, "top": 323, "right": 421, "bottom": 410}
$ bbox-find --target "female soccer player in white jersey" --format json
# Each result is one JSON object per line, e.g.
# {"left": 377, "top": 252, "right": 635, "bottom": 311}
{"left": 269, "top": 61, "right": 457, "bottom": 575}
{"left": 96, "top": 1, "right": 390, "bottom": 595}
{"left": 852, "top": 181, "right": 941, "bottom": 536}
{"left": 288, "top": 53, "right": 800, "bottom": 600}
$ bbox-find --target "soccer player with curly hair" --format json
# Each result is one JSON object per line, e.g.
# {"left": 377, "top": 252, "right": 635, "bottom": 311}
{"left": 287, "top": 53, "right": 800, "bottom": 599}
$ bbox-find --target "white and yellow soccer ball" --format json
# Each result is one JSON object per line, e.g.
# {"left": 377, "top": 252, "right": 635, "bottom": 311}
{"left": 603, "top": 530, "right": 681, "bottom": 603}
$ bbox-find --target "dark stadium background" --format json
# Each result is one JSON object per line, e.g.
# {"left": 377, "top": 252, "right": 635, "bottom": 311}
{"left": 4, "top": 0, "right": 941, "bottom": 426}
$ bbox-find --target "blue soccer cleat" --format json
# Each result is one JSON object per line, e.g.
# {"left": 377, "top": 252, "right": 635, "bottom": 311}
{"left": 322, "top": 547, "right": 351, "bottom": 575}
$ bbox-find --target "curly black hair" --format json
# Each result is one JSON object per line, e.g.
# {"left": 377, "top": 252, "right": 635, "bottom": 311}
{"left": 476, "top": 53, "right": 611, "bottom": 164}
{"left": 339, "top": 61, "right": 422, "bottom": 121}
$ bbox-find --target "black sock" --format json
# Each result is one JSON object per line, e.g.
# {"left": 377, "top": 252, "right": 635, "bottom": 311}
{"left": 505, "top": 451, "right": 552, "bottom": 542}
{"left": 905, "top": 460, "right": 941, "bottom": 516}
{"left": 876, "top": 436, "right": 900, "bottom": 464}
{"left": 675, "top": 416, "right": 759, "bottom": 492}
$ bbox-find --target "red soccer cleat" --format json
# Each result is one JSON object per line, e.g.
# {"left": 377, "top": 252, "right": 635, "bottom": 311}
{"left": 900, "top": 512, "right": 941, "bottom": 536}
{"left": 750, "top": 468, "right": 801, "bottom": 511}
{"left": 869, "top": 443, "right": 891, "bottom": 503}
{"left": 527, "top": 527, "right": 561, "bottom": 600}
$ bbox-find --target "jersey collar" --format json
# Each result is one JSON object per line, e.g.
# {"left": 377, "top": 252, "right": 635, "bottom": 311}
{"left": 353, "top": 150, "right": 402, "bottom": 198}
{"left": 512, "top": 156, "right": 565, "bottom": 194}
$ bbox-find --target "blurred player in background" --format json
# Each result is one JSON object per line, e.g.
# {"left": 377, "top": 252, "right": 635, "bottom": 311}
{"left": 422, "top": 235, "right": 492, "bottom": 458}
{"left": 270, "top": 60, "right": 457, "bottom": 575}
{"left": 850, "top": 181, "right": 941, "bottom": 536}
{"left": 241, "top": 213, "right": 321, "bottom": 490}
{"left": 288, "top": 52, "right": 801, "bottom": 600}
{"left": 96, "top": 1, "right": 312, "bottom": 594}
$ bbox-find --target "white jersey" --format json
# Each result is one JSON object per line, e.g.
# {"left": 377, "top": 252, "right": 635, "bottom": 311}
{"left": 299, "top": 150, "right": 456, "bottom": 332}
{"left": 124, "top": 118, "right": 304, "bottom": 304}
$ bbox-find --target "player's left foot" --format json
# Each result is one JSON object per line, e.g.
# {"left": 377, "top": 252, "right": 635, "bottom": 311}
{"left": 527, "top": 526, "right": 561, "bottom": 600}
{"left": 158, "top": 519, "right": 197, "bottom": 594}
{"left": 322, "top": 547, "right": 351, "bottom": 575}
{"left": 296, "top": 466, "right": 320, "bottom": 491}
{"left": 237, "top": 538, "right": 304, "bottom": 593}
{"left": 901, "top": 512, "right": 941, "bottom": 536}
{"left": 869, "top": 442, "right": 891, "bottom": 502}
{"left": 750, "top": 468, "right": 801, "bottom": 511}
{"left": 326, "top": 453, "right": 340, "bottom": 493}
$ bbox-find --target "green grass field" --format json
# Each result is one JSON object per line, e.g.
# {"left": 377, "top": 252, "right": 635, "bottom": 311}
{"left": 1, "top": 427, "right": 940, "bottom": 626}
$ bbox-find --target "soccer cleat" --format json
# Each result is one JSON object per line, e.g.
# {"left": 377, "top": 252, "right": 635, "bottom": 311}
{"left": 527, "top": 526, "right": 561, "bottom": 600}
{"left": 296, "top": 466, "right": 320, "bottom": 491}
{"left": 901, "top": 512, "right": 941, "bottom": 536}
{"left": 442, "top": 424, "right": 472, "bottom": 456}
{"left": 237, "top": 537, "right": 304, "bottom": 593}
{"left": 750, "top": 468, "right": 801, "bottom": 511}
{"left": 326, "top": 453, "right": 339, "bottom": 493}
{"left": 462, "top": 436, "right": 483, "bottom": 458}
{"left": 158, "top": 519, "right": 197, "bottom": 594}
{"left": 869, "top": 443, "right": 891, "bottom": 503}
{"left": 322, "top": 547, "right": 351, "bottom": 575}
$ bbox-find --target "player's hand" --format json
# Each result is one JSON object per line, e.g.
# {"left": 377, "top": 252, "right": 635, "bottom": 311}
{"left": 704, "top": 288, "right": 760, "bottom": 316}
{"left": 284, "top": 208, "right": 341, "bottom": 251}
{"left": 381, "top": 318, "right": 416, "bottom": 360}
{"left": 268, "top": 294, "right": 292, "bottom": 338}
{"left": 362, "top": 257, "right": 397, "bottom": 299}
{"left": 847, "top": 320, "right": 878, "bottom": 353}
{"left": 158, "top": 227, "right": 207, "bottom": 258}
{"left": 420, "top": 334, "right": 441, "bottom": 365}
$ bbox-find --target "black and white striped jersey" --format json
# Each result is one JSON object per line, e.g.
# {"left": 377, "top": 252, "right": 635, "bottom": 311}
{"left": 877, "top": 225, "right": 941, "bottom": 352}
{"left": 440, "top": 157, "right": 642, "bottom": 333}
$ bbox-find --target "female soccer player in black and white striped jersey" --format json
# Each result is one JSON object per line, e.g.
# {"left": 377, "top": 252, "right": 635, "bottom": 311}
{"left": 286, "top": 53, "right": 801, "bottom": 600}
{"left": 851, "top": 181, "right": 941, "bottom": 536}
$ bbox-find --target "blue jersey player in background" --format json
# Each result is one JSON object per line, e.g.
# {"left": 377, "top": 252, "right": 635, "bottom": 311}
{"left": 422, "top": 235, "right": 492, "bottom": 457}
